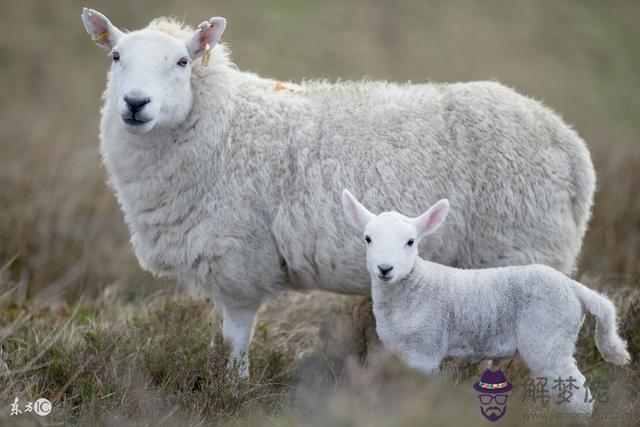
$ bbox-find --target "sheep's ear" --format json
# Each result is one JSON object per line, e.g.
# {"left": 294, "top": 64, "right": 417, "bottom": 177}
{"left": 82, "top": 8, "right": 123, "bottom": 51}
{"left": 186, "top": 17, "right": 226, "bottom": 60}
{"left": 414, "top": 199, "right": 449, "bottom": 239}
{"left": 342, "top": 189, "right": 375, "bottom": 233}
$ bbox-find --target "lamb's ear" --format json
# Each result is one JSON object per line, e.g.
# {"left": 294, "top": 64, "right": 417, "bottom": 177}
{"left": 342, "top": 189, "right": 375, "bottom": 233}
{"left": 186, "top": 17, "right": 226, "bottom": 60}
{"left": 82, "top": 8, "right": 123, "bottom": 51}
{"left": 414, "top": 199, "right": 449, "bottom": 239}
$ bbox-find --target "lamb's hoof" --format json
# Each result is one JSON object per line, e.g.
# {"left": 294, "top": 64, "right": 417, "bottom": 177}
{"left": 238, "top": 364, "right": 249, "bottom": 379}
{"left": 227, "top": 357, "right": 249, "bottom": 379}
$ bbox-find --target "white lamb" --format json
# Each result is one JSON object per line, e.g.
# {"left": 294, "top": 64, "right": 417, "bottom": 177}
{"left": 81, "top": 8, "right": 596, "bottom": 376}
{"left": 342, "top": 189, "right": 630, "bottom": 415}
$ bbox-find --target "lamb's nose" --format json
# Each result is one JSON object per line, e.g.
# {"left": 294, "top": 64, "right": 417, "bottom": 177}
{"left": 378, "top": 264, "right": 394, "bottom": 276}
{"left": 124, "top": 96, "right": 151, "bottom": 113}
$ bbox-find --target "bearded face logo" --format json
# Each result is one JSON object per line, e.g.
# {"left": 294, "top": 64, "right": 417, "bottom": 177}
{"left": 473, "top": 369, "right": 513, "bottom": 422}
{"left": 478, "top": 392, "right": 509, "bottom": 421}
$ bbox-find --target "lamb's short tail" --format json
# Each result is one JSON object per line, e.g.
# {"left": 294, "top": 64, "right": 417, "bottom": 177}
{"left": 570, "top": 281, "right": 631, "bottom": 365}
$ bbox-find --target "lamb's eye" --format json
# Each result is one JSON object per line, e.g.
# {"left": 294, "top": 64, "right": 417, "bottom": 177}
{"left": 111, "top": 51, "right": 120, "bottom": 62}
{"left": 365, "top": 236, "right": 371, "bottom": 244}
{"left": 407, "top": 239, "right": 415, "bottom": 247}
{"left": 177, "top": 57, "right": 189, "bottom": 67}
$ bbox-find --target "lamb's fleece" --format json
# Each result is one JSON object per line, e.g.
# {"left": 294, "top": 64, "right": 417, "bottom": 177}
{"left": 373, "top": 260, "right": 629, "bottom": 415}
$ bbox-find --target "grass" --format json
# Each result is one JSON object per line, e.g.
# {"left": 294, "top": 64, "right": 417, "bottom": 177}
{"left": 0, "top": 292, "right": 294, "bottom": 425}
{"left": 0, "top": 287, "right": 639, "bottom": 425}
{"left": 1, "top": 0, "right": 639, "bottom": 425}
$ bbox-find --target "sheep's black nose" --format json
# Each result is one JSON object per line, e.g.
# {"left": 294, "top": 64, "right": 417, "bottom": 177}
{"left": 124, "top": 96, "right": 151, "bottom": 113}
{"left": 378, "top": 264, "right": 394, "bottom": 276}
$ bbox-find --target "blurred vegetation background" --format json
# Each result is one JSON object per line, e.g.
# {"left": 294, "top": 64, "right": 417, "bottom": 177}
{"left": 0, "top": 1, "right": 639, "bottom": 425}
{"left": 1, "top": 0, "right": 639, "bottom": 298}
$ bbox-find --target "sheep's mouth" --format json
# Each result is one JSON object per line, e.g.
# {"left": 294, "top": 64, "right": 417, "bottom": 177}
{"left": 121, "top": 114, "right": 155, "bottom": 135}
{"left": 377, "top": 274, "right": 393, "bottom": 282}
{"left": 123, "top": 117, "right": 151, "bottom": 126}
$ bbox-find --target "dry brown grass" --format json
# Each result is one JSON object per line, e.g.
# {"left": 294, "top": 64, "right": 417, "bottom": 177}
{"left": 0, "top": 287, "right": 638, "bottom": 425}
{"left": 1, "top": 0, "right": 639, "bottom": 425}
{"left": 1, "top": 0, "right": 638, "bottom": 297}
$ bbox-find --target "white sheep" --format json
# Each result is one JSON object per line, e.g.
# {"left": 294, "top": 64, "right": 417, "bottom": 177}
{"left": 342, "top": 189, "right": 630, "bottom": 415}
{"left": 81, "top": 9, "right": 596, "bottom": 376}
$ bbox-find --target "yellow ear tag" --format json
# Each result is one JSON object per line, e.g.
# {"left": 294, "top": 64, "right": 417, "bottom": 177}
{"left": 202, "top": 44, "right": 212, "bottom": 67}
{"left": 93, "top": 32, "right": 109, "bottom": 44}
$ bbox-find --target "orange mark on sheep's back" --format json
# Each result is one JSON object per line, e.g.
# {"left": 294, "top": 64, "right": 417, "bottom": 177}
{"left": 273, "top": 81, "right": 298, "bottom": 93}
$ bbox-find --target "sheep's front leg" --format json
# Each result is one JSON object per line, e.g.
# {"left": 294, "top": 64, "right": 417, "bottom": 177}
{"left": 222, "top": 303, "right": 259, "bottom": 378}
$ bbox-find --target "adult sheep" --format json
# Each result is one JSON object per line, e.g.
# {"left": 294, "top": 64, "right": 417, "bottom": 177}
{"left": 81, "top": 9, "right": 596, "bottom": 376}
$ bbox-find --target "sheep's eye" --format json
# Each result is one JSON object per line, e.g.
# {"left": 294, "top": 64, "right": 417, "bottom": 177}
{"left": 177, "top": 57, "right": 189, "bottom": 67}
{"left": 407, "top": 239, "right": 415, "bottom": 247}
{"left": 111, "top": 51, "right": 120, "bottom": 62}
{"left": 365, "top": 236, "right": 371, "bottom": 244}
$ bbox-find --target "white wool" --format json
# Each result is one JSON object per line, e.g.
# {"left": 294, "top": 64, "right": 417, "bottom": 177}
{"left": 83, "top": 10, "right": 596, "bottom": 376}
{"left": 343, "top": 193, "right": 630, "bottom": 416}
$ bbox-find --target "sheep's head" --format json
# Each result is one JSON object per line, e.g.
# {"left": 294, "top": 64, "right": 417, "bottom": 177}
{"left": 81, "top": 8, "right": 226, "bottom": 135}
{"left": 342, "top": 189, "right": 449, "bottom": 284}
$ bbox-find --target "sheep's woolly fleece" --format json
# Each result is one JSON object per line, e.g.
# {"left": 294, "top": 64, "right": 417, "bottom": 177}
{"left": 146, "top": 18, "right": 194, "bottom": 39}
{"left": 93, "top": 14, "right": 596, "bottom": 371}
{"left": 99, "top": 17, "right": 596, "bottom": 305}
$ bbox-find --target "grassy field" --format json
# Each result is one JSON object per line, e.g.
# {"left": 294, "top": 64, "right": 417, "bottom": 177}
{"left": 1, "top": 0, "right": 639, "bottom": 425}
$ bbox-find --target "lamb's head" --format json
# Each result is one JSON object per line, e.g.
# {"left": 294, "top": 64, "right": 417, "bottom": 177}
{"left": 81, "top": 8, "right": 226, "bottom": 135}
{"left": 342, "top": 190, "right": 449, "bottom": 284}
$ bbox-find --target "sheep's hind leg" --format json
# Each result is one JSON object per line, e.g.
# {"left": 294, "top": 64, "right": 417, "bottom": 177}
{"left": 406, "top": 354, "right": 443, "bottom": 376}
{"left": 222, "top": 302, "right": 260, "bottom": 378}
{"left": 518, "top": 310, "right": 590, "bottom": 417}
{"left": 528, "top": 356, "right": 593, "bottom": 418}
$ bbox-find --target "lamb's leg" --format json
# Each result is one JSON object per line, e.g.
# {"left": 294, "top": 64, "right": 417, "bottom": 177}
{"left": 222, "top": 303, "right": 259, "bottom": 378}
{"left": 560, "top": 364, "right": 592, "bottom": 416}
{"left": 405, "top": 354, "right": 443, "bottom": 376}
{"left": 518, "top": 306, "right": 590, "bottom": 417}
{"left": 527, "top": 356, "right": 593, "bottom": 417}
{"left": 481, "top": 357, "right": 507, "bottom": 371}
